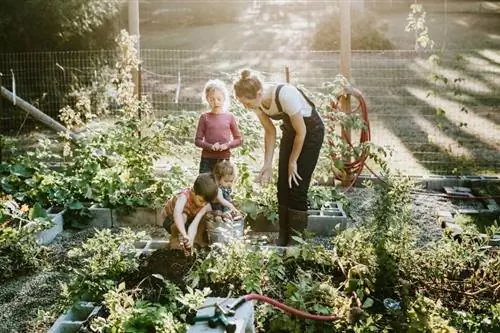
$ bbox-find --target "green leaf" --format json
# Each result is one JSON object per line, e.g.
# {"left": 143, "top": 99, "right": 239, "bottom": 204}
{"left": 362, "top": 297, "right": 374, "bottom": 309}
{"left": 10, "top": 164, "right": 32, "bottom": 177}
{"left": 68, "top": 201, "right": 84, "bottom": 210}
{"left": 29, "top": 202, "right": 48, "bottom": 219}
{"left": 1, "top": 179, "right": 13, "bottom": 193}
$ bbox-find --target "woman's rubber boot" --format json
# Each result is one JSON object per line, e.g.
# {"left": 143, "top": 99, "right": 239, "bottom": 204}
{"left": 287, "top": 208, "right": 308, "bottom": 246}
{"left": 275, "top": 205, "right": 289, "bottom": 246}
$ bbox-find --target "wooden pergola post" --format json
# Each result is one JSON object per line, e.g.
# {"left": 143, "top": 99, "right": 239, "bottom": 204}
{"left": 128, "top": 0, "right": 140, "bottom": 97}
{"left": 339, "top": 0, "right": 352, "bottom": 185}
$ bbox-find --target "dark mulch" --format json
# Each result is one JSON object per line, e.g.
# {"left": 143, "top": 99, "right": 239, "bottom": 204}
{"left": 121, "top": 248, "right": 199, "bottom": 289}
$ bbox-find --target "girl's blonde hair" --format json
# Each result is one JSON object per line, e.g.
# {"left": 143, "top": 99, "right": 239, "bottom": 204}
{"left": 213, "top": 160, "right": 237, "bottom": 181}
{"left": 201, "top": 79, "right": 230, "bottom": 112}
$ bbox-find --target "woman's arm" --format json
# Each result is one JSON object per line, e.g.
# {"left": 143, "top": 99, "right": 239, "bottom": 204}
{"left": 187, "top": 204, "right": 212, "bottom": 241}
{"left": 254, "top": 108, "right": 276, "bottom": 184}
{"left": 287, "top": 113, "right": 306, "bottom": 187}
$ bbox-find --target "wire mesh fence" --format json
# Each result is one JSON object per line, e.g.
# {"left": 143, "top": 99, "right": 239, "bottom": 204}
{"left": 1, "top": 49, "right": 499, "bottom": 175}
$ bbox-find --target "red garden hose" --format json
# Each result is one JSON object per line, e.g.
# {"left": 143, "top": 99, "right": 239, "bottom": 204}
{"left": 228, "top": 293, "right": 341, "bottom": 321}
{"left": 328, "top": 87, "right": 371, "bottom": 191}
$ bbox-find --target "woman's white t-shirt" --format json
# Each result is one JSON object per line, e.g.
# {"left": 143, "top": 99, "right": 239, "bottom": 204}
{"left": 261, "top": 84, "right": 313, "bottom": 118}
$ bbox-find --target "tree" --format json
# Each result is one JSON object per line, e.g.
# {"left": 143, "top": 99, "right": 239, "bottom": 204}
{"left": 0, "top": 0, "right": 121, "bottom": 52}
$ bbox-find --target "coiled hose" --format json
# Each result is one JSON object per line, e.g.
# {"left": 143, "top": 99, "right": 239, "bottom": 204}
{"left": 329, "top": 87, "right": 371, "bottom": 190}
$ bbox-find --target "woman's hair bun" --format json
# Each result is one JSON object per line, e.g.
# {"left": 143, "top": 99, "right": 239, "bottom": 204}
{"left": 240, "top": 69, "right": 251, "bottom": 80}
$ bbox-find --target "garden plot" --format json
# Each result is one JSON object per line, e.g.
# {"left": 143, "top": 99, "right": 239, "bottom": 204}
{"left": 1, "top": 179, "right": 500, "bottom": 332}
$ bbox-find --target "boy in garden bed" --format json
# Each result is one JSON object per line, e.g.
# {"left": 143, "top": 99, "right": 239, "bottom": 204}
{"left": 162, "top": 173, "right": 218, "bottom": 252}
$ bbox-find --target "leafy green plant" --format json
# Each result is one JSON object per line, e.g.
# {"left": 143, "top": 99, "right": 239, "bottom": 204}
{"left": 187, "top": 241, "right": 286, "bottom": 296}
{"left": 61, "top": 228, "right": 144, "bottom": 305}
{"left": 0, "top": 197, "right": 51, "bottom": 281}
{"left": 308, "top": 185, "right": 345, "bottom": 210}
{"left": 233, "top": 162, "right": 279, "bottom": 224}
{"left": 90, "top": 282, "right": 187, "bottom": 333}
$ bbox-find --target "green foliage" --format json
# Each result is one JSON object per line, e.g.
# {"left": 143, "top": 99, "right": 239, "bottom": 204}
{"left": 406, "top": 294, "right": 455, "bottom": 332}
{"left": 0, "top": 138, "right": 74, "bottom": 207}
{"left": 187, "top": 241, "right": 286, "bottom": 295}
{"left": 61, "top": 228, "right": 144, "bottom": 305}
{"left": 312, "top": 9, "right": 393, "bottom": 51}
{"left": 0, "top": 0, "right": 120, "bottom": 52}
{"left": 90, "top": 282, "right": 187, "bottom": 333}
{"left": 57, "top": 30, "right": 192, "bottom": 209}
{"left": 405, "top": 4, "right": 435, "bottom": 51}
{"left": 233, "top": 162, "right": 279, "bottom": 224}
{"left": 90, "top": 276, "right": 211, "bottom": 332}
{"left": 308, "top": 185, "right": 345, "bottom": 210}
{"left": 0, "top": 198, "right": 50, "bottom": 281}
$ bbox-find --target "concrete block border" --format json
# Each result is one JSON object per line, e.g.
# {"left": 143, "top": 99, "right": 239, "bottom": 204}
{"left": 48, "top": 301, "right": 101, "bottom": 333}
{"left": 114, "top": 207, "right": 164, "bottom": 227}
{"left": 35, "top": 207, "right": 65, "bottom": 245}
{"left": 307, "top": 202, "right": 347, "bottom": 236}
{"left": 88, "top": 204, "right": 114, "bottom": 228}
{"left": 133, "top": 239, "right": 169, "bottom": 256}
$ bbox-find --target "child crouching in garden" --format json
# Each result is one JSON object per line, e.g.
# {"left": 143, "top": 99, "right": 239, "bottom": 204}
{"left": 162, "top": 173, "right": 218, "bottom": 252}
{"left": 205, "top": 160, "right": 243, "bottom": 242}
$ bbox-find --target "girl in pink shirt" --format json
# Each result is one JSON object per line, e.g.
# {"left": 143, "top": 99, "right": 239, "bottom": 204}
{"left": 195, "top": 79, "right": 243, "bottom": 173}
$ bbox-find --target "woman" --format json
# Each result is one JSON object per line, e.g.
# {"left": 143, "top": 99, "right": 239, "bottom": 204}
{"left": 233, "top": 69, "right": 325, "bottom": 246}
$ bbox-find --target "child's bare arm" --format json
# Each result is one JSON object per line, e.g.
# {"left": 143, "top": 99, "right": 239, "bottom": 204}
{"left": 216, "top": 189, "right": 238, "bottom": 213}
{"left": 173, "top": 195, "right": 189, "bottom": 238}
{"left": 187, "top": 204, "right": 212, "bottom": 241}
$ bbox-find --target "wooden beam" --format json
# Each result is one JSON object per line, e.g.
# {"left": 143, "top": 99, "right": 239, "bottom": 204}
{"left": 1, "top": 86, "right": 79, "bottom": 141}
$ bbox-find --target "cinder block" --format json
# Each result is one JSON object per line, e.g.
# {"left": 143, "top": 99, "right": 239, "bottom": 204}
{"left": 443, "top": 187, "right": 473, "bottom": 197}
{"left": 88, "top": 204, "right": 114, "bottom": 228}
{"left": 485, "top": 199, "right": 500, "bottom": 211}
{"left": 36, "top": 207, "right": 65, "bottom": 245}
{"left": 481, "top": 176, "right": 500, "bottom": 180}
{"left": 457, "top": 208, "right": 479, "bottom": 214}
{"left": 307, "top": 205, "right": 347, "bottom": 236}
{"left": 425, "top": 175, "right": 462, "bottom": 190}
{"left": 444, "top": 222, "right": 463, "bottom": 242}
{"left": 114, "top": 207, "right": 163, "bottom": 226}
{"left": 488, "top": 235, "right": 500, "bottom": 247}
{"left": 132, "top": 239, "right": 169, "bottom": 256}
{"left": 188, "top": 297, "right": 255, "bottom": 333}
{"left": 48, "top": 302, "right": 101, "bottom": 333}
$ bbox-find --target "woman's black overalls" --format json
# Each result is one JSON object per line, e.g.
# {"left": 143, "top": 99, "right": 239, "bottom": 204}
{"left": 267, "top": 84, "right": 325, "bottom": 245}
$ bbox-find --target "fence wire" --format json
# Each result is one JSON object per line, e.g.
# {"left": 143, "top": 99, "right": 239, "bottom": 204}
{"left": 1, "top": 49, "right": 499, "bottom": 175}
